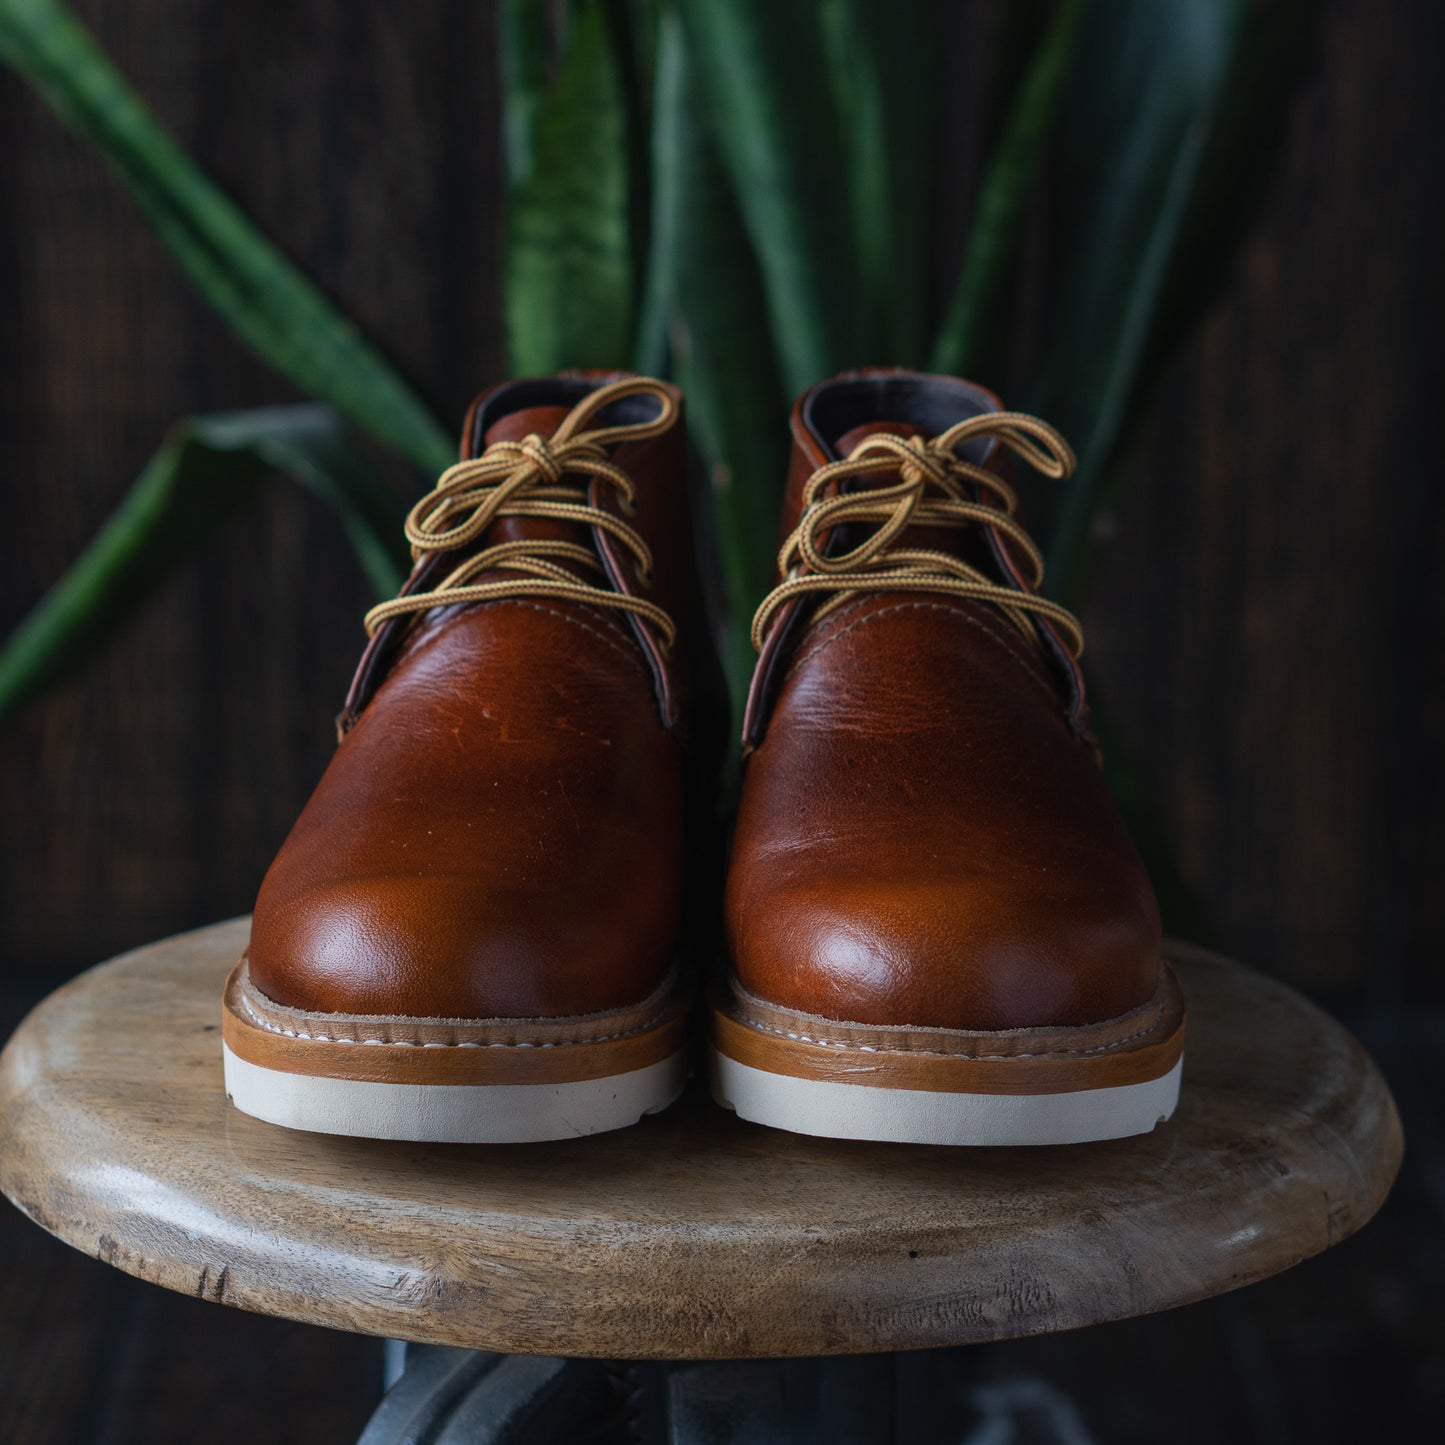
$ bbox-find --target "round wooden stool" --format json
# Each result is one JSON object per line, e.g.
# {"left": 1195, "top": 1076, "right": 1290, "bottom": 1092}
{"left": 0, "top": 919, "right": 1401, "bottom": 1441}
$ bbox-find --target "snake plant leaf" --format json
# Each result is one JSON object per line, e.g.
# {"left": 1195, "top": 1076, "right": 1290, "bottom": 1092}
{"left": 502, "top": 0, "right": 635, "bottom": 375}
{"left": 0, "top": 406, "right": 409, "bottom": 723}
{"left": 1030, "top": 0, "right": 1249, "bottom": 599}
{"left": 978, "top": 0, "right": 1072, "bottom": 152}
{"left": 604, "top": 0, "right": 658, "bottom": 313}
{"left": 676, "top": 0, "right": 864, "bottom": 394}
{"left": 193, "top": 408, "right": 411, "bottom": 600}
{"left": 497, "top": 0, "right": 554, "bottom": 190}
{"left": 820, "top": 0, "right": 939, "bottom": 366}
{"left": 1141, "top": 0, "right": 1323, "bottom": 384}
{"left": 1036, "top": 0, "right": 1323, "bottom": 602}
{"left": 637, "top": 10, "right": 787, "bottom": 703}
{"left": 0, "top": 0, "right": 454, "bottom": 475}
{"left": 930, "top": 0, "right": 1084, "bottom": 382}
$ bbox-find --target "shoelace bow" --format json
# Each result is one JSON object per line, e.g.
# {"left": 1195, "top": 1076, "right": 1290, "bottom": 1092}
{"left": 750, "top": 411, "right": 1085, "bottom": 658}
{"left": 363, "top": 376, "right": 678, "bottom": 650}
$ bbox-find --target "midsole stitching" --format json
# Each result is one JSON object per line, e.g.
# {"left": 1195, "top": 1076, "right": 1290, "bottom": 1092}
{"left": 724, "top": 976, "right": 1181, "bottom": 1062}
{"left": 234, "top": 987, "right": 678, "bottom": 1050}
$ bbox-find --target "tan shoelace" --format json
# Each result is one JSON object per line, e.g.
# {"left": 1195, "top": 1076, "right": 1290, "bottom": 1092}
{"left": 750, "top": 411, "right": 1085, "bottom": 658}
{"left": 363, "top": 376, "right": 678, "bottom": 650}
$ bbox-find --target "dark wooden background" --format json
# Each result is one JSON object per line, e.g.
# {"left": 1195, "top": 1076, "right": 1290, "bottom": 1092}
{"left": 1, "top": 0, "right": 1441, "bottom": 981}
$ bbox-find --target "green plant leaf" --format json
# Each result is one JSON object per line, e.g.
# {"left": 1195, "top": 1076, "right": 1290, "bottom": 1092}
{"left": 1033, "top": 0, "right": 1323, "bottom": 603}
{"left": 676, "top": 0, "right": 864, "bottom": 394}
{"left": 497, "top": 0, "right": 553, "bottom": 190}
{"left": 193, "top": 408, "right": 410, "bottom": 600}
{"left": 602, "top": 0, "right": 657, "bottom": 319}
{"left": 637, "top": 10, "right": 787, "bottom": 705}
{"left": 978, "top": 0, "right": 1068, "bottom": 152}
{"left": 0, "top": 406, "right": 408, "bottom": 722}
{"left": 930, "top": 0, "right": 1084, "bottom": 380}
{"left": 502, "top": 0, "right": 635, "bottom": 374}
{"left": 1028, "top": 0, "right": 1251, "bottom": 600}
{"left": 1141, "top": 0, "right": 1323, "bottom": 381}
{"left": 0, "top": 0, "right": 454, "bottom": 474}
{"left": 820, "top": 0, "right": 939, "bottom": 366}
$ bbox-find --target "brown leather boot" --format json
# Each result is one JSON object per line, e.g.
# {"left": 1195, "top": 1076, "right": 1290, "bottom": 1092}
{"left": 223, "top": 373, "right": 725, "bottom": 1141}
{"left": 712, "top": 369, "right": 1184, "bottom": 1145}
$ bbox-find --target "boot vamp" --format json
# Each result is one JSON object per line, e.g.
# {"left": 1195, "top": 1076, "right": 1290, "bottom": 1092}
{"left": 727, "top": 595, "right": 1161, "bottom": 1032}
{"left": 250, "top": 598, "right": 683, "bottom": 1019}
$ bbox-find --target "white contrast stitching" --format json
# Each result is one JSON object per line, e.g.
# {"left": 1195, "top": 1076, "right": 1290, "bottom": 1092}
{"left": 500, "top": 599, "right": 644, "bottom": 671}
{"left": 789, "top": 599, "right": 1060, "bottom": 706}
{"left": 730, "top": 1006, "right": 1169, "bottom": 1061}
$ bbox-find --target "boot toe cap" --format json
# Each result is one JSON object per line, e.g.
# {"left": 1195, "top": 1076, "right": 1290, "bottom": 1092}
{"left": 249, "top": 860, "right": 678, "bottom": 1021}
{"left": 728, "top": 864, "right": 1161, "bottom": 1032}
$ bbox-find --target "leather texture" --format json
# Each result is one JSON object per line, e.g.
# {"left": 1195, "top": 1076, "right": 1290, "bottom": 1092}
{"left": 726, "top": 369, "right": 1162, "bottom": 1033}
{"left": 249, "top": 372, "right": 724, "bottom": 1020}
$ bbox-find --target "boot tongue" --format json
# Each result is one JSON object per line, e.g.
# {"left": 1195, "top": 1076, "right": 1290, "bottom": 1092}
{"left": 811, "top": 420, "right": 973, "bottom": 564}
{"left": 479, "top": 404, "right": 572, "bottom": 451}
{"left": 779, "top": 420, "right": 927, "bottom": 544}
{"left": 463, "top": 403, "right": 597, "bottom": 575}
{"left": 828, "top": 419, "right": 1025, "bottom": 588}
{"left": 833, "top": 420, "right": 928, "bottom": 456}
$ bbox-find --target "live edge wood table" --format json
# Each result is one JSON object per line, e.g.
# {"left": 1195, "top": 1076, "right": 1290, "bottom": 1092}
{"left": 0, "top": 919, "right": 1402, "bottom": 1443}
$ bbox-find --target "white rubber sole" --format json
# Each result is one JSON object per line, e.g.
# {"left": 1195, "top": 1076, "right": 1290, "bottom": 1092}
{"left": 223, "top": 1043, "right": 688, "bottom": 1144}
{"left": 711, "top": 1051, "right": 1183, "bottom": 1147}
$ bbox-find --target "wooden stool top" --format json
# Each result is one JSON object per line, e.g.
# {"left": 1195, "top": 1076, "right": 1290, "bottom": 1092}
{"left": 0, "top": 919, "right": 1400, "bottom": 1360}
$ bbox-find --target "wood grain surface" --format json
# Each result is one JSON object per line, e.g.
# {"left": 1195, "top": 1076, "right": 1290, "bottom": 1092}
{"left": 0, "top": 919, "right": 1403, "bottom": 1360}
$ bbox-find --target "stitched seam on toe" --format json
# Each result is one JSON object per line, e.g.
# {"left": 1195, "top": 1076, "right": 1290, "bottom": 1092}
{"left": 503, "top": 599, "right": 644, "bottom": 670}
{"left": 796, "top": 595, "right": 873, "bottom": 652}
{"left": 790, "top": 599, "right": 1059, "bottom": 703}
{"left": 793, "top": 598, "right": 1051, "bottom": 690}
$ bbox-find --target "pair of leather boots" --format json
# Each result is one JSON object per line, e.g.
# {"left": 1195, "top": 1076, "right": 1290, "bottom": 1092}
{"left": 222, "top": 369, "right": 1185, "bottom": 1148}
